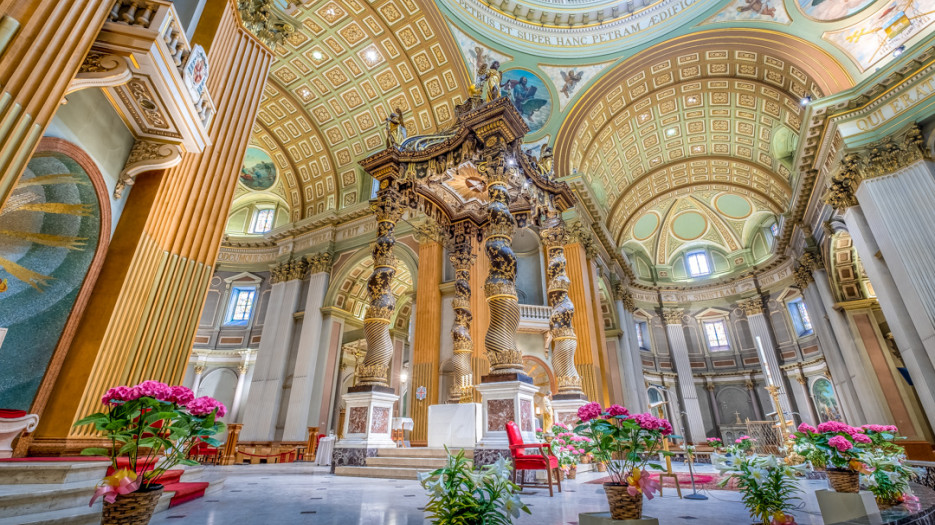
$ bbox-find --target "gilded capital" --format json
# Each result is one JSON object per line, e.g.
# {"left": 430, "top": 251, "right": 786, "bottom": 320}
{"left": 306, "top": 252, "right": 333, "bottom": 274}
{"left": 271, "top": 258, "right": 308, "bottom": 283}
{"left": 822, "top": 154, "right": 860, "bottom": 210}
{"left": 567, "top": 221, "right": 599, "bottom": 260}
{"left": 414, "top": 220, "right": 447, "bottom": 244}
{"left": 738, "top": 296, "right": 765, "bottom": 316}
{"left": 662, "top": 308, "right": 684, "bottom": 325}
{"left": 613, "top": 282, "right": 635, "bottom": 312}
{"left": 793, "top": 251, "right": 821, "bottom": 290}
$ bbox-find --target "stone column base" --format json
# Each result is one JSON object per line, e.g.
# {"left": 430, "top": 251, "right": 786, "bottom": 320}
{"left": 335, "top": 387, "right": 398, "bottom": 450}
{"left": 552, "top": 394, "right": 588, "bottom": 428}
{"left": 475, "top": 376, "right": 540, "bottom": 450}
{"left": 329, "top": 446, "right": 379, "bottom": 473}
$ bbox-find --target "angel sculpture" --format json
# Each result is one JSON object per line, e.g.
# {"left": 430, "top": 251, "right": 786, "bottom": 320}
{"left": 538, "top": 146, "right": 553, "bottom": 176}
{"left": 385, "top": 107, "right": 407, "bottom": 148}
{"left": 485, "top": 61, "right": 502, "bottom": 102}
{"left": 560, "top": 69, "right": 584, "bottom": 98}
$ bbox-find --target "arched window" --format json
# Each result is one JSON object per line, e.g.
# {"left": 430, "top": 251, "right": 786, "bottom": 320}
{"left": 686, "top": 250, "right": 711, "bottom": 277}
{"left": 249, "top": 208, "right": 275, "bottom": 233}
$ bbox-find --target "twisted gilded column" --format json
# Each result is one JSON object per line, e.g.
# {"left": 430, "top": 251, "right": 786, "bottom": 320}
{"left": 449, "top": 243, "right": 476, "bottom": 402}
{"left": 481, "top": 138, "right": 523, "bottom": 375}
{"left": 357, "top": 188, "right": 404, "bottom": 387}
{"left": 541, "top": 223, "right": 583, "bottom": 396}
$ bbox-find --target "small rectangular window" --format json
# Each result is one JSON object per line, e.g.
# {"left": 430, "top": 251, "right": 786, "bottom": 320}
{"left": 704, "top": 320, "right": 730, "bottom": 352}
{"left": 686, "top": 251, "right": 711, "bottom": 277}
{"left": 249, "top": 209, "right": 275, "bottom": 234}
{"left": 770, "top": 223, "right": 779, "bottom": 237}
{"left": 787, "top": 299, "right": 814, "bottom": 337}
{"left": 635, "top": 321, "right": 650, "bottom": 351}
{"left": 226, "top": 287, "right": 257, "bottom": 325}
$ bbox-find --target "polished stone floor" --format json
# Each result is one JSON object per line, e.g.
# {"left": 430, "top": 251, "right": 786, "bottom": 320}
{"left": 147, "top": 462, "right": 842, "bottom": 524}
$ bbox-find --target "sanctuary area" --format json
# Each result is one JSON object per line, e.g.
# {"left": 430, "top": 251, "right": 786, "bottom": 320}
{"left": 2, "top": 0, "right": 935, "bottom": 524}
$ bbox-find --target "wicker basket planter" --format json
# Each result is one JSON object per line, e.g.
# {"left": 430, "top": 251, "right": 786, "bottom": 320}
{"left": 603, "top": 483, "right": 642, "bottom": 520}
{"left": 596, "top": 462, "right": 607, "bottom": 472}
{"left": 565, "top": 464, "right": 577, "bottom": 480}
{"left": 827, "top": 468, "right": 860, "bottom": 493}
{"left": 102, "top": 484, "right": 164, "bottom": 525}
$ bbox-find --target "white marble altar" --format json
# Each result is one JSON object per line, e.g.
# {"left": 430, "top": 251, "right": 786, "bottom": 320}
{"left": 427, "top": 403, "right": 482, "bottom": 449}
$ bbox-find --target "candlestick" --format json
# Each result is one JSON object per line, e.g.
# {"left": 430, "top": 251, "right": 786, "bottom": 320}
{"left": 755, "top": 336, "right": 774, "bottom": 386}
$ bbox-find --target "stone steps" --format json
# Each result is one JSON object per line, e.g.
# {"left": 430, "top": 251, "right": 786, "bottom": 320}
{"left": 333, "top": 465, "right": 426, "bottom": 480}
{"left": 0, "top": 480, "right": 101, "bottom": 520}
{"left": 0, "top": 460, "right": 109, "bottom": 485}
{"left": 0, "top": 506, "right": 101, "bottom": 525}
{"left": 376, "top": 447, "right": 473, "bottom": 459}
{"left": 334, "top": 448, "right": 473, "bottom": 479}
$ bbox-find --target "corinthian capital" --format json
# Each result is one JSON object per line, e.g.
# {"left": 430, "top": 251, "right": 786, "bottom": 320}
{"left": 306, "top": 252, "right": 333, "bottom": 274}
{"left": 737, "top": 296, "right": 765, "bottom": 316}
{"left": 662, "top": 308, "right": 684, "bottom": 325}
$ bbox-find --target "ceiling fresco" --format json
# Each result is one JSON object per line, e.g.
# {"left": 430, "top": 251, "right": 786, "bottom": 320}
{"left": 232, "top": 0, "right": 935, "bottom": 283}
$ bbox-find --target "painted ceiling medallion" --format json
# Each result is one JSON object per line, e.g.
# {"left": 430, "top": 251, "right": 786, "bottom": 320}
{"left": 715, "top": 194, "right": 753, "bottom": 219}
{"left": 443, "top": 162, "right": 489, "bottom": 204}
{"left": 671, "top": 210, "right": 708, "bottom": 241}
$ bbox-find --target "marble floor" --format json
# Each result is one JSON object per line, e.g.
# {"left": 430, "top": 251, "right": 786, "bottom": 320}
{"left": 147, "top": 463, "right": 843, "bottom": 525}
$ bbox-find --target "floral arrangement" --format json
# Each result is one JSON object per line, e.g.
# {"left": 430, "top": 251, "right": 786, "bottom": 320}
{"left": 792, "top": 422, "right": 870, "bottom": 470}
{"left": 573, "top": 402, "right": 672, "bottom": 498}
{"left": 419, "top": 449, "right": 530, "bottom": 525}
{"left": 74, "top": 380, "right": 227, "bottom": 504}
{"left": 550, "top": 429, "right": 591, "bottom": 468}
{"left": 714, "top": 453, "right": 805, "bottom": 525}
{"left": 706, "top": 437, "right": 723, "bottom": 450}
{"left": 732, "top": 435, "right": 757, "bottom": 454}
{"left": 861, "top": 450, "right": 922, "bottom": 508}
{"left": 860, "top": 424, "right": 904, "bottom": 454}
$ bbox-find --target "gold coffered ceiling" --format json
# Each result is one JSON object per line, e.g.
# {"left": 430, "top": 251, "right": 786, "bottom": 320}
{"left": 555, "top": 30, "right": 854, "bottom": 274}
{"left": 251, "top": 0, "right": 470, "bottom": 219}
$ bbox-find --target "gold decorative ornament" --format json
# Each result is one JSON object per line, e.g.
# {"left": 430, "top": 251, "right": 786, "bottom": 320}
{"left": 236, "top": 0, "right": 295, "bottom": 47}
{"left": 449, "top": 242, "right": 476, "bottom": 403}
{"left": 542, "top": 221, "right": 584, "bottom": 395}
{"left": 738, "top": 296, "right": 766, "bottom": 316}
{"left": 306, "top": 252, "right": 333, "bottom": 274}
{"left": 661, "top": 308, "right": 684, "bottom": 325}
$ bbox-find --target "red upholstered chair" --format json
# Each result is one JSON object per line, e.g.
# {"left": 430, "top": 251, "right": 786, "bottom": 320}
{"left": 505, "top": 420, "right": 561, "bottom": 496}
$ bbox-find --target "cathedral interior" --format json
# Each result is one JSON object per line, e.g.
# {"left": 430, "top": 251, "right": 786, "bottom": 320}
{"left": 2, "top": 0, "right": 935, "bottom": 523}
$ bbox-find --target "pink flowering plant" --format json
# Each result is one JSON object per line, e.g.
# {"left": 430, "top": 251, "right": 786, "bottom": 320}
{"left": 73, "top": 380, "right": 227, "bottom": 497}
{"left": 731, "top": 435, "right": 757, "bottom": 454}
{"left": 573, "top": 402, "right": 673, "bottom": 496}
{"left": 791, "top": 422, "right": 870, "bottom": 470}
{"left": 706, "top": 437, "right": 724, "bottom": 450}
{"left": 549, "top": 429, "right": 591, "bottom": 468}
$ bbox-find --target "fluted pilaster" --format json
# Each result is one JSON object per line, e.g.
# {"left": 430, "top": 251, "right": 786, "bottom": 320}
{"left": 541, "top": 223, "right": 583, "bottom": 396}
{"left": 0, "top": 0, "right": 113, "bottom": 207}
{"left": 357, "top": 187, "right": 404, "bottom": 387}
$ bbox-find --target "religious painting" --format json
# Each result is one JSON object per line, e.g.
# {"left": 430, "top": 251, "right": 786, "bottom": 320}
{"left": 703, "top": 0, "right": 792, "bottom": 24}
{"left": 540, "top": 63, "right": 613, "bottom": 111}
{"left": 239, "top": 147, "right": 277, "bottom": 191}
{"left": 797, "top": 0, "right": 876, "bottom": 21}
{"left": 500, "top": 69, "right": 552, "bottom": 134}
{"left": 824, "top": 0, "right": 935, "bottom": 71}
{"left": 0, "top": 148, "right": 102, "bottom": 410}
{"left": 811, "top": 377, "right": 843, "bottom": 422}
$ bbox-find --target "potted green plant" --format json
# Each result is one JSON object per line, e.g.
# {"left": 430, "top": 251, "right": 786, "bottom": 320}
{"left": 713, "top": 453, "right": 805, "bottom": 524}
{"left": 792, "top": 422, "right": 871, "bottom": 493}
{"left": 861, "top": 451, "right": 922, "bottom": 509}
{"left": 574, "top": 402, "right": 672, "bottom": 520}
{"left": 732, "top": 435, "right": 757, "bottom": 455}
{"left": 74, "top": 380, "right": 226, "bottom": 525}
{"left": 418, "top": 449, "right": 530, "bottom": 525}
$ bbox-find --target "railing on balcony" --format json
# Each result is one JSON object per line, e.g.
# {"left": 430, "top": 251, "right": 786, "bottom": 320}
{"left": 107, "top": 0, "right": 215, "bottom": 129}
{"left": 519, "top": 304, "right": 551, "bottom": 321}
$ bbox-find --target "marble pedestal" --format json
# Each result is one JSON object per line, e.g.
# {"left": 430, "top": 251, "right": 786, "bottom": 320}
{"left": 552, "top": 395, "right": 588, "bottom": 428}
{"left": 427, "top": 403, "right": 481, "bottom": 449}
{"left": 815, "top": 490, "right": 882, "bottom": 525}
{"left": 579, "top": 512, "right": 658, "bottom": 525}
{"left": 332, "top": 388, "right": 397, "bottom": 471}
{"left": 473, "top": 379, "right": 540, "bottom": 467}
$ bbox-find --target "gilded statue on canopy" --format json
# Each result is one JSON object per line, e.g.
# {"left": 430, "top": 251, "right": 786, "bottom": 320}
{"left": 385, "top": 107, "right": 407, "bottom": 148}
{"left": 484, "top": 61, "right": 502, "bottom": 102}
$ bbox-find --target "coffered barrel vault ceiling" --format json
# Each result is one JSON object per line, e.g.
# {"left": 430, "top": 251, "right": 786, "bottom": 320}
{"left": 553, "top": 30, "right": 854, "bottom": 281}
{"left": 251, "top": 0, "right": 470, "bottom": 220}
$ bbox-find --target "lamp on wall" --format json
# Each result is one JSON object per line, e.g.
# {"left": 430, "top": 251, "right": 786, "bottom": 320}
{"left": 399, "top": 370, "right": 408, "bottom": 383}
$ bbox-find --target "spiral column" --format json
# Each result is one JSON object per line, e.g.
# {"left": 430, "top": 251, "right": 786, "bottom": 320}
{"left": 449, "top": 243, "right": 476, "bottom": 402}
{"left": 357, "top": 188, "right": 404, "bottom": 387}
{"left": 541, "top": 223, "right": 584, "bottom": 396}
{"left": 481, "top": 138, "right": 523, "bottom": 376}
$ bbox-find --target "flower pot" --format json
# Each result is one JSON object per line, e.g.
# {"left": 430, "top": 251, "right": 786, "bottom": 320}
{"left": 603, "top": 482, "right": 643, "bottom": 520}
{"left": 556, "top": 468, "right": 565, "bottom": 482}
{"left": 827, "top": 468, "right": 859, "bottom": 493}
{"left": 581, "top": 456, "right": 591, "bottom": 464}
{"left": 102, "top": 484, "right": 164, "bottom": 525}
{"left": 596, "top": 462, "right": 607, "bottom": 472}
{"left": 566, "top": 465, "right": 577, "bottom": 480}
